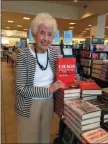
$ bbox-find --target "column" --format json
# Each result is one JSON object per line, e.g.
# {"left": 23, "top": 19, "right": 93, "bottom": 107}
{"left": 90, "top": 14, "right": 106, "bottom": 38}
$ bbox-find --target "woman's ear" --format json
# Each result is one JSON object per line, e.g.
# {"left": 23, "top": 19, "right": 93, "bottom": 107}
{"left": 33, "top": 34, "right": 38, "bottom": 41}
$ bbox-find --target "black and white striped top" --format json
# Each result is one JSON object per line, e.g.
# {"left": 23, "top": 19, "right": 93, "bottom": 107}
{"left": 14, "top": 47, "right": 58, "bottom": 118}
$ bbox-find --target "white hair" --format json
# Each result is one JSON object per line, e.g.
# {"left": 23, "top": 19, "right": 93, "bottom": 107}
{"left": 31, "top": 13, "right": 57, "bottom": 36}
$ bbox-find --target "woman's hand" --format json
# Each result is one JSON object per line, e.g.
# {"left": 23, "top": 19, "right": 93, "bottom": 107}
{"left": 49, "top": 81, "right": 65, "bottom": 93}
{"left": 74, "top": 75, "right": 80, "bottom": 86}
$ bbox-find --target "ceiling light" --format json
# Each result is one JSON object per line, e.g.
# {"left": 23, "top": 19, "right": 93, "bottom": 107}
{"left": 82, "top": 31, "right": 87, "bottom": 33}
{"left": 23, "top": 17, "right": 30, "bottom": 20}
{"left": 107, "top": 13, "right": 108, "bottom": 15}
{"left": 6, "top": 27, "right": 10, "bottom": 29}
{"left": 17, "top": 25, "right": 22, "bottom": 27}
{"left": 106, "top": 26, "right": 108, "bottom": 28}
{"left": 24, "top": 29, "right": 28, "bottom": 31}
{"left": 74, "top": 0, "right": 78, "bottom": 2}
{"left": 69, "top": 27, "right": 74, "bottom": 29}
{"left": 88, "top": 25, "right": 92, "bottom": 27}
{"left": 8, "top": 20, "right": 14, "bottom": 23}
{"left": 85, "top": 28, "right": 90, "bottom": 30}
{"left": 69, "top": 22, "right": 76, "bottom": 25}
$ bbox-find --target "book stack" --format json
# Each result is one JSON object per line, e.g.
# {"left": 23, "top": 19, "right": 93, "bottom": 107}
{"left": 56, "top": 58, "right": 76, "bottom": 86}
{"left": 80, "top": 81, "right": 102, "bottom": 100}
{"left": 54, "top": 86, "right": 81, "bottom": 119}
{"left": 82, "top": 128, "right": 108, "bottom": 144}
{"left": 92, "top": 60, "right": 103, "bottom": 79}
{"left": 92, "top": 60, "right": 108, "bottom": 79}
{"left": 102, "top": 88, "right": 108, "bottom": 103}
{"left": 87, "top": 96, "right": 108, "bottom": 132}
{"left": 100, "top": 61, "right": 108, "bottom": 81}
{"left": 64, "top": 99, "right": 101, "bottom": 138}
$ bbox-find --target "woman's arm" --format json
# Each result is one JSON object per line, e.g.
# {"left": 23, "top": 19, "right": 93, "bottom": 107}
{"left": 15, "top": 51, "right": 50, "bottom": 98}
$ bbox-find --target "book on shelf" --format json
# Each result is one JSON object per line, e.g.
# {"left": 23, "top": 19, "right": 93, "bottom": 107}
{"left": 80, "top": 50, "right": 91, "bottom": 58}
{"left": 80, "top": 59, "right": 91, "bottom": 66}
{"left": 64, "top": 99, "right": 101, "bottom": 120}
{"left": 92, "top": 53, "right": 99, "bottom": 60}
{"left": 92, "top": 73, "right": 101, "bottom": 79}
{"left": 93, "top": 60, "right": 104, "bottom": 64}
{"left": 92, "top": 69, "right": 102, "bottom": 75}
{"left": 92, "top": 64, "right": 103, "bottom": 69}
{"left": 56, "top": 58, "right": 76, "bottom": 86}
{"left": 82, "top": 128, "right": 108, "bottom": 144}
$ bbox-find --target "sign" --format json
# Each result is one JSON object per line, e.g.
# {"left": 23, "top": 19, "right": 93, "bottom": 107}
{"left": 2, "top": 30, "right": 27, "bottom": 38}
{"left": 15, "top": 41, "right": 20, "bottom": 47}
{"left": 63, "top": 48, "right": 73, "bottom": 56}
{"left": 52, "top": 30, "right": 60, "bottom": 44}
{"left": 29, "top": 28, "right": 34, "bottom": 43}
{"left": 91, "top": 38, "right": 104, "bottom": 44}
{"left": 63, "top": 31, "right": 72, "bottom": 44}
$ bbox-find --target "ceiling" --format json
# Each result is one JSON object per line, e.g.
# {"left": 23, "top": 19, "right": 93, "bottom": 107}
{"left": 1, "top": 11, "right": 108, "bottom": 38}
{"left": 46, "top": 1, "right": 89, "bottom": 8}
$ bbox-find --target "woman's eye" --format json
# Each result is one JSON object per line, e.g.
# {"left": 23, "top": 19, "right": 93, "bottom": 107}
{"left": 48, "top": 33, "right": 52, "bottom": 36}
{"left": 40, "top": 31, "right": 44, "bottom": 34}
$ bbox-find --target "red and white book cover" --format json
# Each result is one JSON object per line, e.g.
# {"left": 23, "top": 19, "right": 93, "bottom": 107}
{"left": 56, "top": 58, "right": 76, "bottom": 86}
{"left": 80, "top": 81, "right": 101, "bottom": 90}
{"left": 82, "top": 128, "right": 108, "bottom": 144}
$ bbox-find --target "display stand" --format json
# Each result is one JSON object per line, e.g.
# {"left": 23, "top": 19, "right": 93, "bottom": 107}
{"left": 54, "top": 38, "right": 108, "bottom": 144}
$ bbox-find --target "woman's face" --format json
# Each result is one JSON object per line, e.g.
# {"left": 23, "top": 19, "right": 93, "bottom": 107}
{"left": 34, "top": 24, "right": 54, "bottom": 52}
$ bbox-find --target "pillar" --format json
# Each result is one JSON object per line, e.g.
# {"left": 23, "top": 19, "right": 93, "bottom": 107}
{"left": 90, "top": 14, "right": 106, "bottom": 38}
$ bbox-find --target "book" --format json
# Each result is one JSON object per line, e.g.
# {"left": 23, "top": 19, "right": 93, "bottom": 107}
{"left": 102, "top": 138, "right": 108, "bottom": 143}
{"left": 103, "top": 88, "right": 108, "bottom": 94}
{"left": 82, "top": 96, "right": 97, "bottom": 100}
{"left": 58, "top": 87, "right": 81, "bottom": 94}
{"left": 64, "top": 110, "right": 100, "bottom": 132}
{"left": 64, "top": 106, "right": 100, "bottom": 126}
{"left": 64, "top": 99, "right": 101, "bottom": 120}
{"left": 80, "top": 81, "right": 102, "bottom": 95}
{"left": 82, "top": 128, "right": 108, "bottom": 144}
{"left": 88, "top": 99, "right": 106, "bottom": 107}
{"left": 56, "top": 58, "right": 76, "bottom": 86}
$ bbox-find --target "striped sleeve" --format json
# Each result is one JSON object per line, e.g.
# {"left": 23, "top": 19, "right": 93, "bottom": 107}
{"left": 15, "top": 51, "right": 50, "bottom": 98}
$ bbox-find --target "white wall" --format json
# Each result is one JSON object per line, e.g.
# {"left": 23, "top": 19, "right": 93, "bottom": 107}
{"left": 2, "top": 1, "right": 81, "bottom": 20}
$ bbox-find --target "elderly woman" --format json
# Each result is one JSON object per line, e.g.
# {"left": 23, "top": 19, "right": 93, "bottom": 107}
{"left": 15, "top": 13, "right": 65, "bottom": 143}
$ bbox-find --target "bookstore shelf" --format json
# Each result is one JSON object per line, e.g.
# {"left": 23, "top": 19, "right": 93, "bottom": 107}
{"left": 54, "top": 38, "right": 108, "bottom": 144}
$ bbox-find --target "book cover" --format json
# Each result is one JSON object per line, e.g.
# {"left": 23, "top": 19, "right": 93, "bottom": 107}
{"left": 80, "top": 81, "right": 101, "bottom": 90}
{"left": 56, "top": 58, "right": 76, "bottom": 86}
{"left": 88, "top": 99, "right": 106, "bottom": 107}
{"left": 82, "top": 128, "right": 108, "bottom": 144}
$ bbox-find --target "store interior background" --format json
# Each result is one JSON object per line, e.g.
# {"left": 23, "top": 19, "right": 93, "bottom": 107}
{"left": 1, "top": 1, "right": 108, "bottom": 143}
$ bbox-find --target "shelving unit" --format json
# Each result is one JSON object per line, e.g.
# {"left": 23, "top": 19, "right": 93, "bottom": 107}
{"left": 80, "top": 38, "right": 108, "bottom": 86}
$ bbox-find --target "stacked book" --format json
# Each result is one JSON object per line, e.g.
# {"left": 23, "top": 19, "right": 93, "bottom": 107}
{"left": 80, "top": 81, "right": 102, "bottom": 100}
{"left": 92, "top": 60, "right": 103, "bottom": 79}
{"left": 82, "top": 128, "right": 108, "bottom": 144}
{"left": 100, "top": 61, "right": 108, "bottom": 81}
{"left": 88, "top": 91, "right": 108, "bottom": 131}
{"left": 102, "top": 88, "right": 108, "bottom": 103}
{"left": 92, "top": 60, "right": 108, "bottom": 80}
{"left": 88, "top": 98, "right": 108, "bottom": 131}
{"left": 64, "top": 99, "right": 101, "bottom": 139}
{"left": 54, "top": 86, "right": 80, "bottom": 119}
